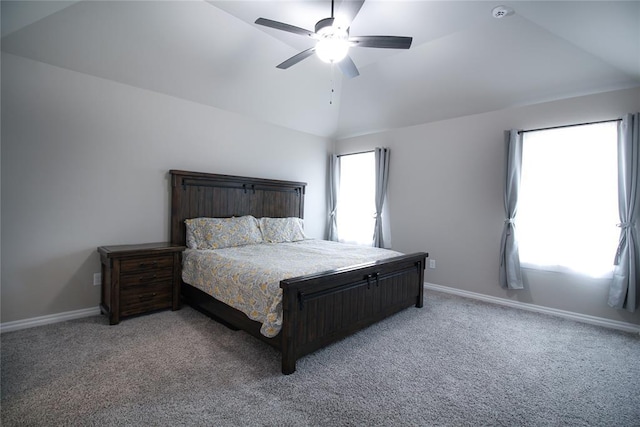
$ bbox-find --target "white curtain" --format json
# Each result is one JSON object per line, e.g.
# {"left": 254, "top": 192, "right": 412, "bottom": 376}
{"left": 327, "top": 154, "right": 340, "bottom": 241}
{"left": 609, "top": 113, "right": 640, "bottom": 312}
{"left": 499, "top": 130, "right": 524, "bottom": 289}
{"left": 373, "top": 147, "right": 391, "bottom": 248}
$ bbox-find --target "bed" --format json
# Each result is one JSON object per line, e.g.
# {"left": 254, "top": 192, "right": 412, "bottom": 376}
{"left": 170, "top": 170, "right": 428, "bottom": 374}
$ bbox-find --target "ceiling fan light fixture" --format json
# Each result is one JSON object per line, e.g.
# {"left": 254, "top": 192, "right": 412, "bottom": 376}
{"left": 315, "top": 26, "right": 349, "bottom": 63}
{"left": 255, "top": 0, "right": 413, "bottom": 78}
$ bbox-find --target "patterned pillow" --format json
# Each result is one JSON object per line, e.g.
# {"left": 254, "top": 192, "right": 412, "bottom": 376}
{"left": 185, "top": 216, "right": 263, "bottom": 249}
{"left": 259, "top": 217, "right": 306, "bottom": 243}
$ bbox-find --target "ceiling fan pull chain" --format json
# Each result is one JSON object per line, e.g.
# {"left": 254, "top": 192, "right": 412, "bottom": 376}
{"left": 329, "top": 63, "right": 336, "bottom": 105}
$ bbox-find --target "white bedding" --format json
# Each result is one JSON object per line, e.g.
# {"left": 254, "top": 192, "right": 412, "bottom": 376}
{"left": 182, "top": 239, "right": 403, "bottom": 337}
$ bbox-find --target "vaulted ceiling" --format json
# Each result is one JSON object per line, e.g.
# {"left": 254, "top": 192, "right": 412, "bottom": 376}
{"left": 2, "top": 1, "right": 639, "bottom": 139}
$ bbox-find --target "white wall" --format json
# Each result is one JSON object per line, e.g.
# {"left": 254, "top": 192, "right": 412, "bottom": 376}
{"left": 1, "top": 53, "right": 331, "bottom": 323}
{"left": 336, "top": 87, "right": 640, "bottom": 326}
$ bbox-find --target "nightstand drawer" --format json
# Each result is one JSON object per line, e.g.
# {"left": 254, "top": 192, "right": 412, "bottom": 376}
{"left": 120, "top": 281, "right": 172, "bottom": 316}
{"left": 121, "top": 256, "right": 174, "bottom": 273}
{"left": 120, "top": 267, "right": 173, "bottom": 287}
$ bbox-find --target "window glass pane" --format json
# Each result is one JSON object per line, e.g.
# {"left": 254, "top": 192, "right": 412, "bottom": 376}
{"left": 337, "top": 152, "right": 376, "bottom": 246}
{"left": 518, "top": 122, "right": 619, "bottom": 277}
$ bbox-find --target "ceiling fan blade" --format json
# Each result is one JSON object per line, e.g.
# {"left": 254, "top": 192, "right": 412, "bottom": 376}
{"left": 338, "top": 55, "right": 359, "bottom": 79}
{"left": 349, "top": 35, "right": 413, "bottom": 49}
{"left": 255, "top": 18, "right": 314, "bottom": 38}
{"left": 276, "top": 47, "right": 317, "bottom": 69}
{"left": 336, "top": 0, "right": 366, "bottom": 25}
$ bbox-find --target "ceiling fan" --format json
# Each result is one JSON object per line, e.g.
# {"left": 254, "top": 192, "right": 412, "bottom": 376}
{"left": 255, "top": 0, "right": 412, "bottom": 79}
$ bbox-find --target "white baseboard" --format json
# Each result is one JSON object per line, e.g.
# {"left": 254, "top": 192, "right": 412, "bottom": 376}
{"left": 424, "top": 282, "right": 640, "bottom": 335}
{"left": 0, "top": 306, "right": 101, "bottom": 334}
{"left": 3, "top": 286, "right": 638, "bottom": 335}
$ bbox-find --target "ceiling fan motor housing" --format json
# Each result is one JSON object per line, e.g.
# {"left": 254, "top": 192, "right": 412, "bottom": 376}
{"left": 315, "top": 17, "right": 336, "bottom": 34}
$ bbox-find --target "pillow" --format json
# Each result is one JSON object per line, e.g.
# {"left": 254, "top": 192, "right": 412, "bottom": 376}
{"left": 185, "top": 216, "right": 262, "bottom": 249}
{"left": 259, "top": 217, "right": 306, "bottom": 243}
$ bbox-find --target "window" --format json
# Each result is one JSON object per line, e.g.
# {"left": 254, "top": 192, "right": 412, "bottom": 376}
{"left": 336, "top": 151, "right": 376, "bottom": 246}
{"left": 517, "top": 122, "right": 619, "bottom": 277}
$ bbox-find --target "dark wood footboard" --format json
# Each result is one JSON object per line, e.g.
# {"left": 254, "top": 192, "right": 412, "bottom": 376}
{"left": 181, "top": 252, "right": 427, "bottom": 374}
{"left": 280, "top": 252, "right": 427, "bottom": 374}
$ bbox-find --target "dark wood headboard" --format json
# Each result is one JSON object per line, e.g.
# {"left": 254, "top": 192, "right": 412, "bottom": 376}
{"left": 170, "top": 170, "right": 307, "bottom": 246}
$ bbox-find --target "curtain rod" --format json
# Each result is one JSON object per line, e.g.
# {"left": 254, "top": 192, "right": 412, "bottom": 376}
{"left": 518, "top": 118, "right": 621, "bottom": 135}
{"left": 337, "top": 149, "right": 375, "bottom": 158}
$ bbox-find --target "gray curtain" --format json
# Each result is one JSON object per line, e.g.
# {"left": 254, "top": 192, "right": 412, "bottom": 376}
{"left": 499, "top": 130, "right": 524, "bottom": 289}
{"left": 609, "top": 113, "right": 640, "bottom": 312}
{"left": 327, "top": 154, "right": 340, "bottom": 241}
{"left": 373, "top": 147, "right": 391, "bottom": 248}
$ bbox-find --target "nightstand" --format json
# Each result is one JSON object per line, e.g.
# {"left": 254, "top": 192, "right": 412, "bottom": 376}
{"left": 97, "top": 242, "right": 185, "bottom": 325}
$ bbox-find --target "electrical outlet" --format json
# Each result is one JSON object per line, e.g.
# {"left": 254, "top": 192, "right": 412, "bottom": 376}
{"left": 429, "top": 259, "right": 436, "bottom": 269}
{"left": 93, "top": 272, "right": 102, "bottom": 286}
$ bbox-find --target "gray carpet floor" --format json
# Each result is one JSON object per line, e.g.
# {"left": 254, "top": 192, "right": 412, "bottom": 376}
{"left": 1, "top": 290, "right": 639, "bottom": 426}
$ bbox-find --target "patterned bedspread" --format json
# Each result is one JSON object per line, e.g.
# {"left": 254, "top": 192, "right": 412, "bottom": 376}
{"left": 182, "top": 239, "right": 403, "bottom": 337}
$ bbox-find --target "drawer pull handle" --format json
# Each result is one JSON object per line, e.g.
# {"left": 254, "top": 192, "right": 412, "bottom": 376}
{"left": 139, "top": 275, "right": 157, "bottom": 281}
{"left": 139, "top": 261, "right": 159, "bottom": 268}
{"left": 139, "top": 293, "right": 157, "bottom": 301}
